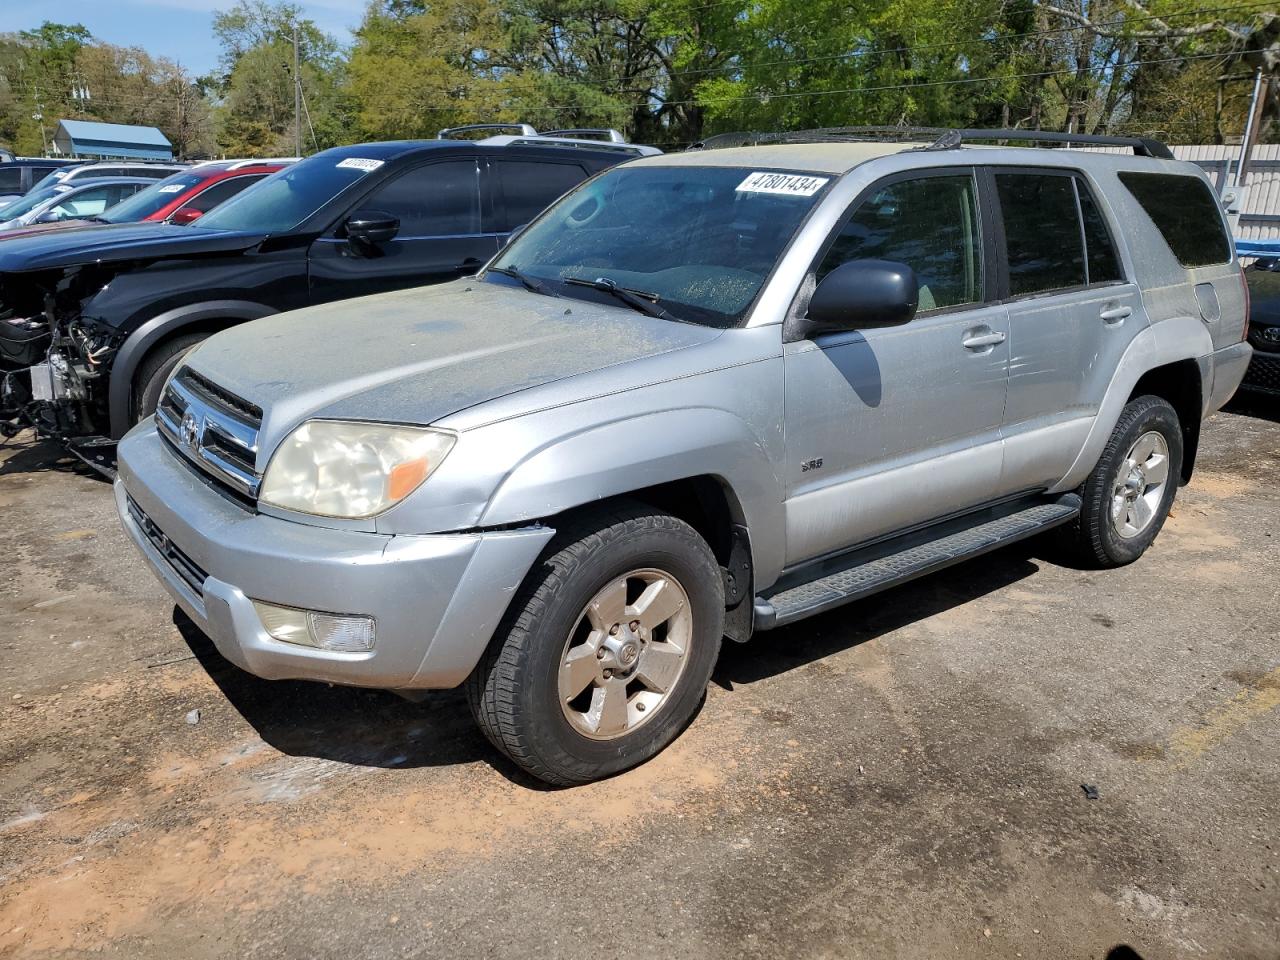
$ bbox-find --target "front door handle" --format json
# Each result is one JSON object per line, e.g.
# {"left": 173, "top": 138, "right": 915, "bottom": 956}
{"left": 962, "top": 329, "right": 1007, "bottom": 350}
{"left": 1100, "top": 304, "right": 1132, "bottom": 324}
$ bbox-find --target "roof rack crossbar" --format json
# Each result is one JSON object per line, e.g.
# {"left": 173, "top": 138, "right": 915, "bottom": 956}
{"left": 935, "top": 129, "right": 1173, "bottom": 159}
{"left": 438, "top": 123, "right": 539, "bottom": 140}
{"left": 541, "top": 128, "right": 627, "bottom": 143}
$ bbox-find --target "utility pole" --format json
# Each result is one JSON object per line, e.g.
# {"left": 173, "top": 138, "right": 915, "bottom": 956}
{"left": 293, "top": 26, "right": 302, "bottom": 159}
{"left": 1224, "top": 69, "right": 1269, "bottom": 232}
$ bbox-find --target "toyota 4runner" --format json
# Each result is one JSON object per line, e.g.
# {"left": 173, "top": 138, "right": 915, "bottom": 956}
{"left": 115, "top": 129, "right": 1252, "bottom": 785}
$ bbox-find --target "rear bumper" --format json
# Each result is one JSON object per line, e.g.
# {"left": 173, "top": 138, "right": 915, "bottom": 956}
{"left": 115, "top": 423, "right": 554, "bottom": 689}
{"left": 1207, "top": 341, "right": 1254, "bottom": 412}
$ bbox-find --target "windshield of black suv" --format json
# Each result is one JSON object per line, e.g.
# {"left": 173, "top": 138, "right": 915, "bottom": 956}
{"left": 195, "top": 154, "right": 377, "bottom": 233}
{"left": 101, "top": 171, "right": 205, "bottom": 223}
{"left": 487, "top": 165, "right": 833, "bottom": 327}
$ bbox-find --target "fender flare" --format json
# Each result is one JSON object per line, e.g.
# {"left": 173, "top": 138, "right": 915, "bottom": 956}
{"left": 1051, "top": 314, "right": 1213, "bottom": 493}
{"left": 477, "top": 406, "right": 788, "bottom": 586}
{"left": 108, "top": 300, "right": 278, "bottom": 439}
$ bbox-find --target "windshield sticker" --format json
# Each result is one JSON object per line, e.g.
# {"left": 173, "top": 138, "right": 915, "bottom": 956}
{"left": 158, "top": 184, "right": 185, "bottom": 193}
{"left": 336, "top": 157, "right": 384, "bottom": 173}
{"left": 735, "top": 172, "right": 829, "bottom": 197}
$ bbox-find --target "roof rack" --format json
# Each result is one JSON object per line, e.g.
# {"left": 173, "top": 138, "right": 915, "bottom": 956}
{"left": 928, "top": 129, "right": 1173, "bottom": 159}
{"left": 690, "top": 126, "right": 1173, "bottom": 159}
{"left": 542, "top": 128, "right": 627, "bottom": 143}
{"left": 438, "top": 123, "right": 539, "bottom": 140}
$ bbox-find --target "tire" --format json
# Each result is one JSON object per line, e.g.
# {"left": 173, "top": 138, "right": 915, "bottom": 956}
{"left": 1053, "top": 394, "right": 1183, "bottom": 569}
{"left": 131, "top": 333, "right": 208, "bottom": 426}
{"left": 466, "top": 503, "right": 725, "bottom": 786}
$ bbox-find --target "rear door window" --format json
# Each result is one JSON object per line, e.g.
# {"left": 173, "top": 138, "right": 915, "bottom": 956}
{"left": 1117, "top": 171, "right": 1231, "bottom": 267}
{"left": 1077, "top": 181, "right": 1123, "bottom": 285}
{"left": 495, "top": 160, "right": 588, "bottom": 232}
{"left": 0, "top": 167, "right": 22, "bottom": 193}
{"left": 995, "top": 173, "right": 1086, "bottom": 296}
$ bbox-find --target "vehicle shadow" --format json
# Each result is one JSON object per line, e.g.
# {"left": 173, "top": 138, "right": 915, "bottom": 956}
{"left": 171, "top": 609, "right": 545, "bottom": 787}
{"left": 1224, "top": 391, "right": 1280, "bottom": 423}
{"left": 0, "top": 434, "right": 111, "bottom": 480}
{"left": 714, "top": 545, "right": 1041, "bottom": 688}
{"left": 174, "top": 545, "right": 1042, "bottom": 786}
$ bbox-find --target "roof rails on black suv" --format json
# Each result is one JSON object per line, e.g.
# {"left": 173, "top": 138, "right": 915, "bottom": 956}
{"left": 438, "top": 123, "right": 660, "bottom": 156}
{"left": 691, "top": 126, "right": 1173, "bottom": 159}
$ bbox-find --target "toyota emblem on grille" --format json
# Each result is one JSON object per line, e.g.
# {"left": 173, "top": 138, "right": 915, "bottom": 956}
{"left": 179, "top": 412, "right": 201, "bottom": 450}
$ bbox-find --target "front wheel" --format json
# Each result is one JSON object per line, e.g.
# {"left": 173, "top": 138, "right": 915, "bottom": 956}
{"left": 1054, "top": 394, "right": 1183, "bottom": 568}
{"left": 131, "top": 333, "right": 208, "bottom": 426}
{"left": 466, "top": 505, "right": 725, "bottom": 786}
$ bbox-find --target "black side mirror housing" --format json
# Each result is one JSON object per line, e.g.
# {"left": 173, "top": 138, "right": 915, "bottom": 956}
{"left": 801, "top": 259, "right": 919, "bottom": 336}
{"left": 345, "top": 210, "right": 400, "bottom": 247}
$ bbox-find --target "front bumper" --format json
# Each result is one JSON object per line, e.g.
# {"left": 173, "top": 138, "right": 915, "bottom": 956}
{"left": 115, "top": 424, "right": 554, "bottom": 689}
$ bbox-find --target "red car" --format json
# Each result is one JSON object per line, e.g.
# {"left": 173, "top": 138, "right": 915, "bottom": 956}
{"left": 102, "top": 158, "right": 296, "bottom": 225}
{"left": 0, "top": 159, "right": 294, "bottom": 241}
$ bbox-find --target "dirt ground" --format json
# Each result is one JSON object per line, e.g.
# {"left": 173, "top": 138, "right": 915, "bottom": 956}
{"left": 1, "top": 400, "right": 1278, "bottom": 960}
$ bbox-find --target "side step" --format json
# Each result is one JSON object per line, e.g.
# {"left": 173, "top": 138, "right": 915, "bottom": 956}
{"left": 754, "top": 494, "right": 1081, "bottom": 630}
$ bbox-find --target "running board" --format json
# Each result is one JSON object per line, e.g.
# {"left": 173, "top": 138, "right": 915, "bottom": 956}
{"left": 754, "top": 494, "right": 1081, "bottom": 630}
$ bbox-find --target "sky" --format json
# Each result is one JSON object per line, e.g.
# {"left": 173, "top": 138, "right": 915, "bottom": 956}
{"left": 0, "top": 0, "right": 368, "bottom": 76}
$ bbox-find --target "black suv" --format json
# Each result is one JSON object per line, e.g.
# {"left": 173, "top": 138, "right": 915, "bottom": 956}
{"left": 0, "top": 158, "right": 79, "bottom": 204}
{"left": 0, "top": 129, "right": 656, "bottom": 458}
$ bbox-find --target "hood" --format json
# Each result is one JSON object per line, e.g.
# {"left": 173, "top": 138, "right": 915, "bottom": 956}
{"left": 186, "top": 279, "right": 722, "bottom": 448}
{"left": 0, "top": 222, "right": 268, "bottom": 273}
{"left": 0, "top": 219, "right": 93, "bottom": 242}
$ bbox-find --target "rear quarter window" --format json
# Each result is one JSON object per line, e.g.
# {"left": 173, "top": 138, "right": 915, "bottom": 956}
{"left": 1117, "top": 171, "right": 1231, "bottom": 268}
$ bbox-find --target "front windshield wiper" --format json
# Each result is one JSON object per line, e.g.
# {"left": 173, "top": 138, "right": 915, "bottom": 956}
{"left": 563, "top": 276, "right": 668, "bottom": 319}
{"left": 489, "top": 265, "right": 559, "bottom": 298}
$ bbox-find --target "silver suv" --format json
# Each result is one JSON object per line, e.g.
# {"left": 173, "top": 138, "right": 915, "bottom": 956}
{"left": 115, "top": 130, "right": 1252, "bottom": 785}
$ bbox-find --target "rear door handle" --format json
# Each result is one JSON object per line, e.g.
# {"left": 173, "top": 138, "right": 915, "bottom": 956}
{"left": 1100, "top": 305, "right": 1132, "bottom": 324}
{"left": 962, "top": 329, "right": 1007, "bottom": 350}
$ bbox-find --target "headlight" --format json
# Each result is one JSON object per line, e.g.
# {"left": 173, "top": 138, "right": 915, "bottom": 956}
{"left": 259, "top": 420, "right": 455, "bottom": 518}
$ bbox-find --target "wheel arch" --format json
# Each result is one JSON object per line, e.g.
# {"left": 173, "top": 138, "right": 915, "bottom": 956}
{"left": 1052, "top": 315, "right": 1213, "bottom": 493}
{"left": 107, "top": 301, "right": 279, "bottom": 439}
{"left": 1128, "top": 358, "right": 1204, "bottom": 484}
{"left": 476, "top": 406, "right": 785, "bottom": 589}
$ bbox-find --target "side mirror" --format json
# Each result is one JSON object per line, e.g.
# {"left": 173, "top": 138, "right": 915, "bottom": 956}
{"left": 803, "top": 259, "right": 919, "bottom": 335}
{"left": 500, "top": 222, "right": 530, "bottom": 248}
{"left": 345, "top": 210, "right": 399, "bottom": 247}
{"left": 169, "top": 207, "right": 203, "bottom": 225}
{"left": 34, "top": 209, "right": 64, "bottom": 224}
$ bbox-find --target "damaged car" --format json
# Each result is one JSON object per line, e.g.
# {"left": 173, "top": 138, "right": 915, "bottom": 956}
{"left": 0, "top": 131, "right": 656, "bottom": 467}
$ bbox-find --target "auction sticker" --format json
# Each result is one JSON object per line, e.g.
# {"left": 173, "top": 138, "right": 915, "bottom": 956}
{"left": 337, "top": 157, "right": 384, "bottom": 172}
{"left": 735, "top": 171, "right": 829, "bottom": 197}
{"left": 158, "top": 184, "right": 185, "bottom": 193}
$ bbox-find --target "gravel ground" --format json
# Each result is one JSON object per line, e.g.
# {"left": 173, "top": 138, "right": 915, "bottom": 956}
{"left": 1, "top": 401, "right": 1277, "bottom": 960}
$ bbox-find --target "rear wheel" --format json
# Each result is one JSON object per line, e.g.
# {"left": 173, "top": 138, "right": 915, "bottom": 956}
{"left": 131, "top": 333, "right": 207, "bottom": 425}
{"left": 1054, "top": 394, "right": 1182, "bottom": 568}
{"left": 466, "top": 504, "right": 724, "bottom": 786}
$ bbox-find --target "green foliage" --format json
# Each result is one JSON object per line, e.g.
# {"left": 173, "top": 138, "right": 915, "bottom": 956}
{"left": 1, "top": 1, "right": 1274, "bottom": 158}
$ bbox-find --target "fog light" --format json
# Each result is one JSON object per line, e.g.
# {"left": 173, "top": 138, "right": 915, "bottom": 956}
{"left": 252, "top": 601, "right": 375, "bottom": 652}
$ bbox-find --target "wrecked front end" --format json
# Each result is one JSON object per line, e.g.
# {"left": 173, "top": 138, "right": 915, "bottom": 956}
{"left": 0, "top": 266, "right": 123, "bottom": 454}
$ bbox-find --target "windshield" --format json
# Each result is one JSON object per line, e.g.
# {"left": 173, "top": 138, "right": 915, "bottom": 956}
{"left": 102, "top": 171, "right": 204, "bottom": 223}
{"left": 0, "top": 184, "right": 68, "bottom": 221}
{"left": 196, "top": 154, "right": 377, "bottom": 233}
{"left": 488, "top": 166, "right": 830, "bottom": 326}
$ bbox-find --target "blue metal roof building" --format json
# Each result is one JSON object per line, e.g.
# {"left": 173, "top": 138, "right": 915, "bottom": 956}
{"left": 52, "top": 120, "right": 173, "bottom": 161}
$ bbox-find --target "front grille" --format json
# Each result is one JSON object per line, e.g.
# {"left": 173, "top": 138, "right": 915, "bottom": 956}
{"left": 126, "top": 495, "right": 208, "bottom": 595}
{"left": 156, "top": 367, "right": 261, "bottom": 499}
{"left": 1242, "top": 352, "right": 1280, "bottom": 395}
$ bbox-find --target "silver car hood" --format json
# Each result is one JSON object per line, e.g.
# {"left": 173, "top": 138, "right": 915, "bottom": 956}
{"left": 185, "top": 279, "right": 722, "bottom": 450}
